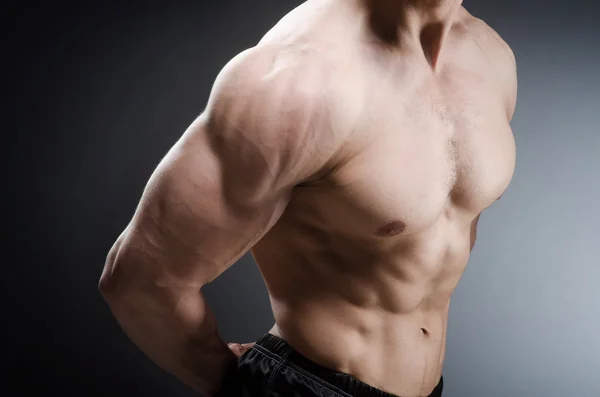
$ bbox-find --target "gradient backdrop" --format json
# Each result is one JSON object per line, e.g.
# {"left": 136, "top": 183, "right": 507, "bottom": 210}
{"left": 4, "top": 1, "right": 599, "bottom": 396}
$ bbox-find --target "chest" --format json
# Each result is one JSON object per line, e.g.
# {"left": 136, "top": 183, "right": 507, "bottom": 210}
{"left": 310, "top": 75, "right": 516, "bottom": 236}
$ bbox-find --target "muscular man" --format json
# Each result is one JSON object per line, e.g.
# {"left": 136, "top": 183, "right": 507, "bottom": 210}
{"left": 99, "top": 0, "right": 517, "bottom": 396}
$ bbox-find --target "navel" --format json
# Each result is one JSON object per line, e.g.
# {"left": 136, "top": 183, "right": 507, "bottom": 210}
{"left": 375, "top": 220, "right": 406, "bottom": 237}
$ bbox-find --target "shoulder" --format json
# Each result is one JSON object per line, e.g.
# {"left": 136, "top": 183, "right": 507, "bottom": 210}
{"left": 464, "top": 13, "right": 515, "bottom": 68}
{"left": 208, "top": 45, "right": 336, "bottom": 131}
{"left": 202, "top": 44, "right": 351, "bottom": 182}
{"left": 460, "top": 9, "right": 518, "bottom": 119}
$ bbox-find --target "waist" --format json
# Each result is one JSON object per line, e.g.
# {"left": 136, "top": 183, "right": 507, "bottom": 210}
{"left": 269, "top": 302, "right": 449, "bottom": 396}
{"left": 250, "top": 332, "right": 444, "bottom": 397}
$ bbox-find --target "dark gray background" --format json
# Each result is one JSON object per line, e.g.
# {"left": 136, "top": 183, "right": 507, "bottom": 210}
{"left": 4, "top": 1, "right": 599, "bottom": 396}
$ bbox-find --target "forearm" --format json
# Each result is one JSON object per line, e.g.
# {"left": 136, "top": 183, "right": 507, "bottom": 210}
{"left": 101, "top": 278, "right": 235, "bottom": 396}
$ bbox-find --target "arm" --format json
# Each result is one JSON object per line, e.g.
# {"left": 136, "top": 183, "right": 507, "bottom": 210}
{"left": 468, "top": 22, "right": 517, "bottom": 253}
{"left": 487, "top": 22, "right": 518, "bottom": 122}
{"left": 98, "top": 48, "right": 337, "bottom": 396}
{"left": 468, "top": 17, "right": 518, "bottom": 121}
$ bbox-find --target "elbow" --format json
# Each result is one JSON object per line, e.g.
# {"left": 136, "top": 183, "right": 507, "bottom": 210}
{"left": 98, "top": 271, "right": 118, "bottom": 299}
{"left": 99, "top": 265, "right": 140, "bottom": 322}
{"left": 98, "top": 234, "right": 163, "bottom": 307}
{"left": 98, "top": 235, "right": 130, "bottom": 302}
{"left": 98, "top": 265, "right": 123, "bottom": 304}
{"left": 99, "top": 261, "right": 140, "bottom": 311}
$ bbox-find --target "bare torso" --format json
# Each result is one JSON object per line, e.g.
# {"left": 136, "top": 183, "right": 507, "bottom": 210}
{"left": 99, "top": 1, "right": 517, "bottom": 396}
{"left": 249, "top": 1, "right": 516, "bottom": 395}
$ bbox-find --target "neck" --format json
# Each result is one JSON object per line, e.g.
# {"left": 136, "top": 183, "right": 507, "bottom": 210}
{"left": 361, "top": 0, "right": 464, "bottom": 68}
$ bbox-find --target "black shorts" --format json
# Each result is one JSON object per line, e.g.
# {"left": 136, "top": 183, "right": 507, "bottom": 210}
{"left": 218, "top": 333, "right": 443, "bottom": 397}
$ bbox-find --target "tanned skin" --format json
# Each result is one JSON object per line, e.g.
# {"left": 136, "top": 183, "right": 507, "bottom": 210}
{"left": 99, "top": 0, "right": 517, "bottom": 396}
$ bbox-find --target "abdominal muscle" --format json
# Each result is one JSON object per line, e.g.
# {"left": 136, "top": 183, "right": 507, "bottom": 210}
{"left": 267, "top": 298, "right": 450, "bottom": 396}
{"left": 252, "top": 215, "right": 472, "bottom": 397}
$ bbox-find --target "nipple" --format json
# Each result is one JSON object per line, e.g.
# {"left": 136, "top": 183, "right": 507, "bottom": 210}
{"left": 375, "top": 220, "right": 406, "bottom": 237}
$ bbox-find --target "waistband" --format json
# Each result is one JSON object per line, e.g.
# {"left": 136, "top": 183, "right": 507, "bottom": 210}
{"left": 254, "top": 333, "right": 444, "bottom": 397}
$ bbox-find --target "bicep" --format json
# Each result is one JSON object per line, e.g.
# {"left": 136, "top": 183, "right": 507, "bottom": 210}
{"left": 105, "top": 47, "right": 339, "bottom": 290}
{"left": 110, "top": 116, "right": 292, "bottom": 290}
